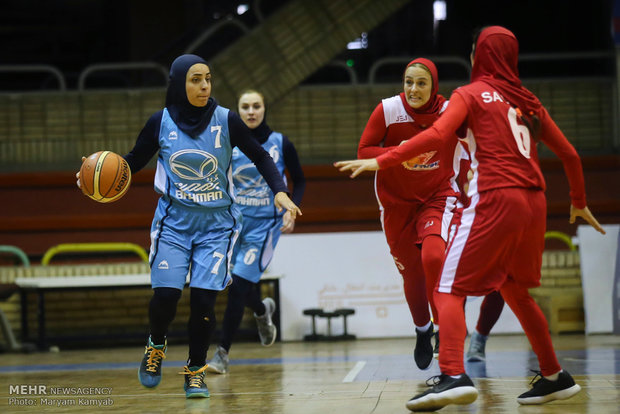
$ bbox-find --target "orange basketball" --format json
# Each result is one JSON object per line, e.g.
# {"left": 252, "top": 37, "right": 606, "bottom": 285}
{"left": 79, "top": 151, "right": 132, "bottom": 203}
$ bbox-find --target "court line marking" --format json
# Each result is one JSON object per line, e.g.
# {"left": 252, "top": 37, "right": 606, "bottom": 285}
{"left": 1, "top": 348, "right": 616, "bottom": 375}
{"left": 343, "top": 360, "right": 366, "bottom": 383}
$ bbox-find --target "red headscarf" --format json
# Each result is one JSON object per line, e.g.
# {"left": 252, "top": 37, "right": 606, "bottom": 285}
{"left": 400, "top": 57, "right": 446, "bottom": 126}
{"left": 471, "top": 26, "right": 542, "bottom": 118}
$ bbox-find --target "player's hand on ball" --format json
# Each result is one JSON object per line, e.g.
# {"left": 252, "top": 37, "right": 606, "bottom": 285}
{"left": 281, "top": 210, "right": 296, "bottom": 234}
{"left": 274, "top": 192, "right": 302, "bottom": 219}
{"left": 76, "top": 156, "right": 86, "bottom": 189}
{"left": 333, "top": 159, "right": 380, "bottom": 178}
{"left": 79, "top": 151, "right": 131, "bottom": 203}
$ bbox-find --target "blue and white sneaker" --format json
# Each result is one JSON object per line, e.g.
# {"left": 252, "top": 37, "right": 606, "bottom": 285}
{"left": 181, "top": 365, "right": 210, "bottom": 398}
{"left": 138, "top": 337, "right": 166, "bottom": 388}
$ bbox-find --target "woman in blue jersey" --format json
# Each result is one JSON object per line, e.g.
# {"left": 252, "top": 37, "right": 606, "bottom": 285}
{"left": 78, "top": 55, "right": 301, "bottom": 399}
{"left": 207, "top": 89, "right": 306, "bottom": 374}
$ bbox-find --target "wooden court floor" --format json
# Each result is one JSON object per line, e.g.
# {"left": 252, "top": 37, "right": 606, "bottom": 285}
{"left": 1, "top": 333, "right": 619, "bottom": 413}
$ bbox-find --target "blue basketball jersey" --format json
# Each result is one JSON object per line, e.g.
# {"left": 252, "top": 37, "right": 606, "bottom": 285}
{"left": 231, "top": 131, "right": 287, "bottom": 218}
{"left": 154, "top": 107, "right": 234, "bottom": 209}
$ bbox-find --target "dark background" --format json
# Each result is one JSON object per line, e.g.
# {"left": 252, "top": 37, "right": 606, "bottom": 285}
{"left": 0, "top": 1, "right": 618, "bottom": 260}
{"left": 0, "top": 0, "right": 615, "bottom": 89}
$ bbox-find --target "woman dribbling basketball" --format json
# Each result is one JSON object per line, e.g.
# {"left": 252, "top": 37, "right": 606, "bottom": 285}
{"left": 76, "top": 54, "right": 300, "bottom": 399}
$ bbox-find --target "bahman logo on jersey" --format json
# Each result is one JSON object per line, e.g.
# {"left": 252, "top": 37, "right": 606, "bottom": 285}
{"left": 233, "top": 164, "right": 271, "bottom": 197}
{"left": 170, "top": 149, "right": 218, "bottom": 180}
{"left": 169, "top": 131, "right": 178, "bottom": 140}
{"left": 233, "top": 164, "right": 267, "bottom": 191}
{"left": 402, "top": 151, "right": 439, "bottom": 171}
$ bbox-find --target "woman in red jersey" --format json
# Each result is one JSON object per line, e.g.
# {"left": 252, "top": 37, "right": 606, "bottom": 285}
{"left": 336, "top": 26, "right": 605, "bottom": 412}
{"left": 357, "top": 58, "right": 464, "bottom": 370}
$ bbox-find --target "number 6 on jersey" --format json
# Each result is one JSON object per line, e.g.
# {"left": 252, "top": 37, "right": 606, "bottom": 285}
{"left": 507, "top": 107, "right": 531, "bottom": 159}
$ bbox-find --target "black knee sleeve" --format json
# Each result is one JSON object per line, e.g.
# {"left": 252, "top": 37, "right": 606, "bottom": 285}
{"left": 219, "top": 275, "right": 255, "bottom": 351}
{"left": 187, "top": 288, "right": 218, "bottom": 367}
{"left": 149, "top": 287, "right": 182, "bottom": 344}
{"left": 230, "top": 274, "right": 263, "bottom": 314}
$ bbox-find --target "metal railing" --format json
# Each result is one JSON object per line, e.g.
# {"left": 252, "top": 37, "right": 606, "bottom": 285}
{"left": 368, "top": 56, "right": 472, "bottom": 84}
{"left": 77, "top": 62, "right": 169, "bottom": 91}
{"left": 184, "top": 17, "right": 250, "bottom": 55}
{"left": 0, "top": 245, "right": 30, "bottom": 266}
{"left": 0, "top": 52, "right": 616, "bottom": 169}
{"left": 323, "top": 61, "right": 359, "bottom": 84}
{"left": 41, "top": 243, "right": 149, "bottom": 265}
{"left": 0, "top": 65, "right": 67, "bottom": 91}
{"left": 519, "top": 51, "right": 615, "bottom": 63}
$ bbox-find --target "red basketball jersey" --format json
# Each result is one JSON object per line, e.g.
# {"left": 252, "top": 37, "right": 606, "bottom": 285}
{"left": 453, "top": 82, "right": 546, "bottom": 194}
{"left": 358, "top": 94, "right": 463, "bottom": 206}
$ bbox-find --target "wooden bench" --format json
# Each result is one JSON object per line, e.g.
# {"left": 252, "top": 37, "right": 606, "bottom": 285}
{"left": 8, "top": 263, "right": 282, "bottom": 350}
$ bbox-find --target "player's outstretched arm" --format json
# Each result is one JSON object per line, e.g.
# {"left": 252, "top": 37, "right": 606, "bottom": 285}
{"left": 333, "top": 159, "right": 379, "bottom": 178}
{"left": 569, "top": 205, "right": 606, "bottom": 235}
{"left": 274, "top": 192, "right": 302, "bottom": 219}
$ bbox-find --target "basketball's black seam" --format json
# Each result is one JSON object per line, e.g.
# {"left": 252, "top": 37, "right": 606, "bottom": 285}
{"left": 102, "top": 152, "right": 121, "bottom": 198}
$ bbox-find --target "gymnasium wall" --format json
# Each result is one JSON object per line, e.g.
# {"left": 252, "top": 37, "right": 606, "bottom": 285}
{"left": 1, "top": 78, "right": 616, "bottom": 173}
{"left": 0, "top": 157, "right": 618, "bottom": 346}
{"left": 1, "top": 156, "right": 619, "bottom": 261}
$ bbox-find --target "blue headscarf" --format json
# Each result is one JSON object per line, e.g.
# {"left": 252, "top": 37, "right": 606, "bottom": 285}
{"left": 165, "top": 54, "right": 217, "bottom": 138}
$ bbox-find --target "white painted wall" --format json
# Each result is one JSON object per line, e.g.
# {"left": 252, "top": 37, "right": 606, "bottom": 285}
{"left": 577, "top": 224, "right": 620, "bottom": 334}
{"left": 269, "top": 231, "right": 521, "bottom": 341}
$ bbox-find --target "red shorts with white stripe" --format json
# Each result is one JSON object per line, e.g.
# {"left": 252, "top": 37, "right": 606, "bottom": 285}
{"left": 438, "top": 187, "right": 546, "bottom": 296}
{"left": 382, "top": 194, "right": 458, "bottom": 259}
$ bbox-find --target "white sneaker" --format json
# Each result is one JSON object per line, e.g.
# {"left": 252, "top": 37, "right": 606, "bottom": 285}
{"left": 207, "top": 345, "right": 229, "bottom": 374}
{"left": 254, "top": 298, "right": 277, "bottom": 347}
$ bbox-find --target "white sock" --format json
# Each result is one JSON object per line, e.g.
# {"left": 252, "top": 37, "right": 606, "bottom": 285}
{"left": 416, "top": 321, "right": 432, "bottom": 332}
{"left": 544, "top": 370, "right": 561, "bottom": 381}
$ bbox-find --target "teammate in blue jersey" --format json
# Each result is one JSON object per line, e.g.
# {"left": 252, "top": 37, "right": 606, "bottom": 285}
{"left": 207, "top": 89, "right": 305, "bottom": 374}
{"left": 77, "top": 55, "right": 301, "bottom": 398}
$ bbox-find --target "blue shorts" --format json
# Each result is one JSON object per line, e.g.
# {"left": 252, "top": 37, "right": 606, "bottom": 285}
{"left": 149, "top": 199, "right": 241, "bottom": 291}
{"left": 231, "top": 215, "right": 282, "bottom": 283}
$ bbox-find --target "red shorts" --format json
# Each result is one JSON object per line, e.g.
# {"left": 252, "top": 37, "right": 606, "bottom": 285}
{"left": 438, "top": 187, "right": 546, "bottom": 296}
{"left": 382, "top": 194, "right": 458, "bottom": 263}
